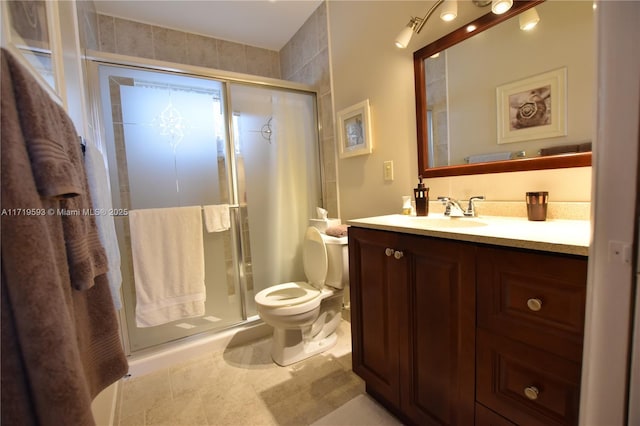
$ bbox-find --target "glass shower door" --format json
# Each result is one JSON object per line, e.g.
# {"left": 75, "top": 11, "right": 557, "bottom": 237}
{"left": 228, "top": 84, "right": 322, "bottom": 316}
{"left": 96, "top": 65, "right": 244, "bottom": 353}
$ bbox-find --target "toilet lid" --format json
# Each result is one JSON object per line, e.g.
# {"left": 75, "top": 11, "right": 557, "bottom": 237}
{"left": 303, "top": 227, "right": 327, "bottom": 286}
{"left": 254, "top": 282, "right": 320, "bottom": 307}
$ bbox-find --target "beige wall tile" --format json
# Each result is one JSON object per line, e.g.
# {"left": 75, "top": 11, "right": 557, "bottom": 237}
{"left": 313, "top": 48, "right": 331, "bottom": 96}
{"left": 217, "top": 39, "right": 247, "bottom": 74}
{"left": 114, "top": 18, "right": 154, "bottom": 59}
{"left": 297, "top": 13, "right": 319, "bottom": 67}
{"left": 153, "top": 26, "right": 186, "bottom": 64}
{"left": 185, "top": 33, "right": 219, "bottom": 69}
{"left": 97, "top": 14, "right": 115, "bottom": 53}
{"left": 246, "top": 45, "right": 279, "bottom": 79}
{"left": 279, "top": 42, "right": 293, "bottom": 80}
{"left": 316, "top": 3, "right": 328, "bottom": 56}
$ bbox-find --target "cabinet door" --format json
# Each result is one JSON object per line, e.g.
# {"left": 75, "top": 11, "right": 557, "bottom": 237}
{"left": 400, "top": 235, "right": 476, "bottom": 425}
{"left": 349, "top": 227, "right": 404, "bottom": 409}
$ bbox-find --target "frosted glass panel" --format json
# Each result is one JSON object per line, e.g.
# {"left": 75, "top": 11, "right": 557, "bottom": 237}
{"left": 229, "top": 84, "right": 321, "bottom": 316}
{"left": 98, "top": 65, "right": 244, "bottom": 353}
{"left": 121, "top": 86, "right": 223, "bottom": 209}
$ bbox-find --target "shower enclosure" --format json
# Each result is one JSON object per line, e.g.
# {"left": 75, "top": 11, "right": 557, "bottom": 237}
{"left": 90, "top": 60, "right": 322, "bottom": 354}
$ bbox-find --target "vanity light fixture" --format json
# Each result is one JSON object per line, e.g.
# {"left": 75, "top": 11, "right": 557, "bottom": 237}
{"left": 491, "top": 0, "right": 513, "bottom": 15}
{"left": 519, "top": 7, "right": 540, "bottom": 31}
{"left": 440, "top": 0, "right": 458, "bottom": 22}
{"left": 395, "top": 0, "right": 505, "bottom": 48}
{"left": 395, "top": 0, "right": 446, "bottom": 49}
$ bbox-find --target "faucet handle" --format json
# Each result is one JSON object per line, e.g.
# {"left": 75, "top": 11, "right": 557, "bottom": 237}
{"left": 437, "top": 197, "right": 453, "bottom": 215}
{"left": 466, "top": 196, "right": 485, "bottom": 216}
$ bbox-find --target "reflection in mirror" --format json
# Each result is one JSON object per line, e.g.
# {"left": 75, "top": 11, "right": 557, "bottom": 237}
{"left": 415, "top": 0, "right": 594, "bottom": 177}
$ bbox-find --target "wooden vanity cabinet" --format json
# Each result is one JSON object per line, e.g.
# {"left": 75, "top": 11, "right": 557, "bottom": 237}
{"left": 475, "top": 246, "right": 587, "bottom": 426}
{"left": 348, "top": 227, "right": 476, "bottom": 425}
{"left": 348, "top": 226, "right": 587, "bottom": 426}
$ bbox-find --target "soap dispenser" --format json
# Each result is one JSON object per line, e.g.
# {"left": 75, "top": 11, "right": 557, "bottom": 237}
{"left": 414, "top": 175, "right": 429, "bottom": 216}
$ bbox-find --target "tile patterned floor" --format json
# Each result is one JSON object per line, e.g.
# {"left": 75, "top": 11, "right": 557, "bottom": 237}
{"left": 116, "top": 321, "right": 387, "bottom": 426}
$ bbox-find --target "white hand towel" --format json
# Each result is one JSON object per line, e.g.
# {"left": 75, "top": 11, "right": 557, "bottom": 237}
{"left": 202, "top": 204, "right": 230, "bottom": 232}
{"left": 128, "top": 206, "right": 205, "bottom": 327}
{"left": 84, "top": 141, "right": 123, "bottom": 309}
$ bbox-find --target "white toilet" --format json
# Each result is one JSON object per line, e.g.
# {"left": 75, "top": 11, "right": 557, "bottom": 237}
{"left": 254, "top": 226, "right": 348, "bottom": 366}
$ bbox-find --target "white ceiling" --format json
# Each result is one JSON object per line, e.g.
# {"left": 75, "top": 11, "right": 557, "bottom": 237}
{"left": 93, "top": 0, "right": 324, "bottom": 51}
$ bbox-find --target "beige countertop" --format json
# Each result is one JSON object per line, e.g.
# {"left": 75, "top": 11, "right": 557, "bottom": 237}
{"left": 347, "top": 214, "right": 591, "bottom": 256}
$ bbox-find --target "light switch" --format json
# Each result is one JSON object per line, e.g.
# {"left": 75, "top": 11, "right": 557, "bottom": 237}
{"left": 383, "top": 161, "right": 394, "bottom": 181}
{"left": 609, "top": 240, "right": 631, "bottom": 265}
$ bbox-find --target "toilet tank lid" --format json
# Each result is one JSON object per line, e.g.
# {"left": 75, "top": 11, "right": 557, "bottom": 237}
{"left": 320, "top": 234, "right": 347, "bottom": 245}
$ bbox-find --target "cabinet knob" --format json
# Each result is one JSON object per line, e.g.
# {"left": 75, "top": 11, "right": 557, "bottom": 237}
{"left": 524, "top": 386, "right": 540, "bottom": 400}
{"left": 394, "top": 251, "right": 404, "bottom": 260}
{"left": 385, "top": 248, "right": 395, "bottom": 257}
{"left": 527, "top": 298, "right": 543, "bottom": 312}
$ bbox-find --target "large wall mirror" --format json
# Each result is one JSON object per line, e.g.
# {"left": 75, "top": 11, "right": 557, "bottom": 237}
{"left": 414, "top": 0, "right": 593, "bottom": 178}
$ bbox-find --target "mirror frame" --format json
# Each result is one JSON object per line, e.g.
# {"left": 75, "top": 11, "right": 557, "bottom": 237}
{"left": 414, "top": 0, "right": 592, "bottom": 178}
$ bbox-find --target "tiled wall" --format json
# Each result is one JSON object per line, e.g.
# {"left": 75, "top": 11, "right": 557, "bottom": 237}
{"left": 95, "top": 14, "right": 280, "bottom": 79}
{"left": 279, "top": 3, "right": 338, "bottom": 218}
{"left": 93, "top": 3, "right": 339, "bottom": 217}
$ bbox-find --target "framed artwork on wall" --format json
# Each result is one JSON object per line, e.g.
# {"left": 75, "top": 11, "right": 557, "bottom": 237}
{"left": 497, "top": 67, "right": 567, "bottom": 145}
{"left": 337, "top": 99, "right": 373, "bottom": 158}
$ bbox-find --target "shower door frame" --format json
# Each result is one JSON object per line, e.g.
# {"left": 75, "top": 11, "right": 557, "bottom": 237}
{"left": 84, "top": 50, "right": 325, "bottom": 356}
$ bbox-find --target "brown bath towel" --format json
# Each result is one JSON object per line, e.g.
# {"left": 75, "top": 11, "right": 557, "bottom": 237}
{"left": 1, "top": 48, "right": 128, "bottom": 425}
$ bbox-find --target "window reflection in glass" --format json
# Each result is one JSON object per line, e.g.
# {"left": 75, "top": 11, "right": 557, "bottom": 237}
{"left": 7, "top": 0, "right": 56, "bottom": 90}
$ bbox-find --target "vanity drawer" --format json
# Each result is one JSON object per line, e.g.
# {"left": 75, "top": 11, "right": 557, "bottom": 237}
{"left": 476, "top": 329, "right": 581, "bottom": 426}
{"left": 477, "top": 247, "right": 587, "bottom": 361}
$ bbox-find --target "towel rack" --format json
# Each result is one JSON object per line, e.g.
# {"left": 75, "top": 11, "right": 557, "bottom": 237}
{"left": 200, "top": 204, "right": 240, "bottom": 210}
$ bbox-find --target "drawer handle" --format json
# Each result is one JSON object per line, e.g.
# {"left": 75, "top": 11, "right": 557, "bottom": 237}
{"left": 385, "top": 248, "right": 395, "bottom": 257}
{"left": 394, "top": 250, "right": 404, "bottom": 260}
{"left": 524, "top": 386, "right": 540, "bottom": 400}
{"left": 527, "top": 298, "right": 543, "bottom": 312}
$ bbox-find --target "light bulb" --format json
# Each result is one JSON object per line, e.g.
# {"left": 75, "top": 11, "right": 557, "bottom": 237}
{"left": 492, "top": 0, "right": 513, "bottom": 15}
{"left": 519, "top": 8, "right": 540, "bottom": 31}
{"left": 395, "top": 24, "right": 415, "bottom": 49}
{"left": 440, "top": 0, "right": 458, "bottom": 22}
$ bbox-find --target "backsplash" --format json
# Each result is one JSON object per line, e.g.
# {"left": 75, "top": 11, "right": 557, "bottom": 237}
{"left": 429, "top": 200, "right": 592, "bottom": 220}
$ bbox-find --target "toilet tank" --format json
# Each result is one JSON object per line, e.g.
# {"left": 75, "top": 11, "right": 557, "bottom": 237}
{"left": 321, "top": 234, "right": 349, "bottom": 289}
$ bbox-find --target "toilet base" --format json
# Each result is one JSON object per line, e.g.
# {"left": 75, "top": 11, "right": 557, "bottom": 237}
{"left": 270, "top": 328, "right": 338, "bottom": 366}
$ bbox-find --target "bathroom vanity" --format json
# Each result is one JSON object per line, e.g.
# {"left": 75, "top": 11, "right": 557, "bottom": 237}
{"left": 347, "top": 215, "right": 589, "bottom": 426}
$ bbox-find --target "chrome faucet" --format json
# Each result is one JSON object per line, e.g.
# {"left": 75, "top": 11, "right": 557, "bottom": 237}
{"left": 438, "top": 196, "right": 485, "bottom": 217}
{"left": 438, "top": 197, "right": 466, "bottom": 217}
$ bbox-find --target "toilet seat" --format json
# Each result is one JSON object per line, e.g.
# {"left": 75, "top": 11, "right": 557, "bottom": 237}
{"left": 255, "top": 228, "right": 331, "bottom": 315}
{"left": 255, "top": 282, "right": 320, "bottom": 308}
{"left": 255, "top": 282, "right": 324, "bottom": 316}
